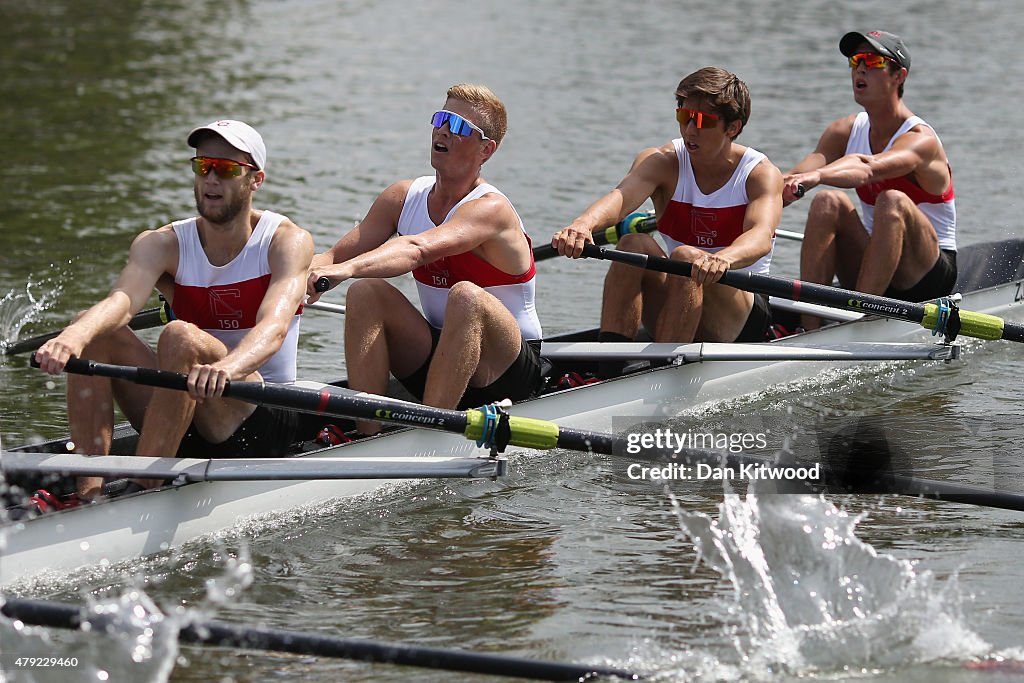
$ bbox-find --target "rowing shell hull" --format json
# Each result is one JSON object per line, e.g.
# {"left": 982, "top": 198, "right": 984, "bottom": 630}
{"left": 3, "top": 238, "right": 1023, "bottom": 586}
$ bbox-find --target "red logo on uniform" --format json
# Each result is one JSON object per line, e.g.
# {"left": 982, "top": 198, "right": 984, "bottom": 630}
{"left": 690, "top": 210, "right": 719, "bottom": 247}
{"left": 209, "top": 287, "right": 243, "bottom": 318}
{"left": 423, "top": 258, "right": 451, "bottom": 287}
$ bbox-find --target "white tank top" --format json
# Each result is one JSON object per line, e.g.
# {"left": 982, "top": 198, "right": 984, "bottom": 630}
{"left": 395, "top": 176, "right": 542, "bottom": 340}
{"left": 171, "top": 211, "right": 301, "bottom": 383}
{"left": 657, "top": 141, "right": 776, "bottom": 275}
{"left": 845, "top": 111, "right": 957, "bottom": 251}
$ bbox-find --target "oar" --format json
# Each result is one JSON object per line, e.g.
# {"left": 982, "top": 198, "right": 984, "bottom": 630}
{"left": 531, "top": 211, "right": 658, "bottom": 261}
{"left": 1, "top": 305, "right": 169, "bottom": 357}
{"left": 40, "top": 356, "right": 1024, "bottom": 513}
{"left": 1, "top": 451, "right": 504, "bottom": 482}
{"left": 2, "top": 300, "right": 346, "bottom": 357}
{"left": 580, "top": 244, "right": 1024, "bottom": 344}
{"left": 0, "top": 598, "right": 641, "bottom": 681}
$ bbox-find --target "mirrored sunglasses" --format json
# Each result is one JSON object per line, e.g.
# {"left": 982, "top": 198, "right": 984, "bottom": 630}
{"left": 190, "top": 156, "right": 258, "bottom": 178}
{"left": 430, "top": 110, "right": 490, "bottom": 141}
{"left": 675, "top": 107, "right": 721, "bottom": 129}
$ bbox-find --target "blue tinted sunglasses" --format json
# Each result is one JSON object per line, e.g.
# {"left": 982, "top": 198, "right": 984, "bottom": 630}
{"left": 431, "top": 110, "right": 490, "bottom": 141}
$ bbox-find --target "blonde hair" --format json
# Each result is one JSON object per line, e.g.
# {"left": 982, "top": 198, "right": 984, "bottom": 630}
{"left": 446, "top": 83, "right": 508, "bottom": 145}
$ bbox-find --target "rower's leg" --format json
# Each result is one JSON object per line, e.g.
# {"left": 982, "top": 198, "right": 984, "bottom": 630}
{"left": 799, "top": 190, "right": 866, "bottom": 329}
{"left": 653, "top": 246, "right": 703, "bottom": 343}
{"left": 344, "top": 279, "right": 433, "bottom": 434}
{"left": 857, "top": 190, "right": 940, "bottom": 295}
{"left": 423, "top": 282, "right": 522, "bottom": 410}
{"left": 692, "top": 286, "right": 755, "bottom": 342}
{"left": 66, "top": 323, "right": 155, "bottom": 499}
{"left": 599, "top": 233, "right": 668, "bottom": 339}
{"left": 129, "top": 322, "right": 255, "bottom": 487}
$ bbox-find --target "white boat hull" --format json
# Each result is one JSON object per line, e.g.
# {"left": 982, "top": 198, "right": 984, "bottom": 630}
{"left": 4, "top": 239, "right": 1023, "bottom": 586}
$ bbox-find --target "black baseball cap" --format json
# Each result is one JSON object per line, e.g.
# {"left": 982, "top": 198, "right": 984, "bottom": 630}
{"left": 840, "top": 30, "right": 910, "bottom": 70}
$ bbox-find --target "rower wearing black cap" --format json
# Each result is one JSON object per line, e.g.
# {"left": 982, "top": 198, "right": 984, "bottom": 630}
{"left": 782, "top": 30, "right": 957, "bottom": 331}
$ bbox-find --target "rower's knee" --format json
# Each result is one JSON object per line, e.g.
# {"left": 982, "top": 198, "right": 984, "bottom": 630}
{"left": 156, "top": 320, "right": 204, "bottom": 369}
{"left": 444, "top": 281, "right": 488, "bottom": 324}
{"left": 616, "top": 232, "right": 659, "bottom": 254}
{"left": 806, "top": 190, "right": 853, "bottom": 233}
{"left": 345, "top": 279, "right": 394, "bottom": 324}
{"left": 873, "top": 190, "right": 914, "bottom": 226}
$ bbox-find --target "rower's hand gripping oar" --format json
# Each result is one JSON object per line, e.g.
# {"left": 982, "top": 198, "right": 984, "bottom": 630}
{"left": 580, "top": 244, "right": 1024, "bottom": 344}
{"left": 534, "top": 211, "right": 659, "bottom": 261}
{"left": 35, "top": 355, "right": 1024, "bottom": 513}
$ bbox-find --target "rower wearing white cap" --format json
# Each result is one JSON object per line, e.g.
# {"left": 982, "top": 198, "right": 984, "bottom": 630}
{"left": 35, "top": 119, "right": 313, "bottom": 499}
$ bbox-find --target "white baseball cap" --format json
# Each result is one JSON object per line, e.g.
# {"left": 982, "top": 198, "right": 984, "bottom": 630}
{"left": 187, "top": 119, "right": 267, "bottom": 170}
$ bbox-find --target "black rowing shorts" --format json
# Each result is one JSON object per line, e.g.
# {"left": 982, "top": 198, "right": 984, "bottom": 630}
{"left": 884, "top": 249, "right": 958, "bottom": 302}
{"left": 398, "top": 326, "right": 544, "bottom": 410}
{"left": 735, "top": 293, "right": 772, "bottom": 342}
{"left": 177, "top": 405, "right": 299, "bottom": 459}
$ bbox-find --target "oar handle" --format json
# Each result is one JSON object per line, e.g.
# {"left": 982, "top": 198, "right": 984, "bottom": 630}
{"left": 533, "top": 212, "right": 658, "bottom": 261}
{"left": 32, "top": 354, "right": 192, "bottom": 391}
{"left": 314, "top": 276, "right": 331, "bottom": 293}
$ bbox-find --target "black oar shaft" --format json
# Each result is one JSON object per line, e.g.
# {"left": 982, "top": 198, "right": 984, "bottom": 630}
{"left": 2, "top": 307, "right": 167, "bottom": 356}
{"left": 0, "top": 598, "right": 640, "bottom": 681}
{"left": 44, "top": 357, "right": 1024, "bottom": 514}
{"left": 581, "top": 245, "right": 1024, "bottom": 343}
{"left": 52, "top": 357, "right": 473, "bottom": 434}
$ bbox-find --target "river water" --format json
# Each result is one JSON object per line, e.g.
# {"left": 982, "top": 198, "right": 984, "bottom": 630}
{"left": 3, "top": 1, "right": 1024, "bottom": 681}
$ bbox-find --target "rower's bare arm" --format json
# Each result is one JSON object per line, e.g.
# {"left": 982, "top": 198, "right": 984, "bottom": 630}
{"left": 814, "top": 132, "right": 936, "bottom": 190}
{"left": 312, "top": 181, "right": 408, "bottom": 267}
{"left": 308, "top": 181, "right": 409, "bottom": 298}
{"left": 703, "top": 160, "right": 782, "bottom": 275}
{"left": 783, "top": 116, "right": 855, "bottom": 204}
{"left": 336, "top": 194, "right": 520, "bottom": 281}
{"left": 216, "top": 221, "right": 314, "bottom": 382}
{"left": 552, "top": 145, "right": 675, "bottom": 258}
{"left": 34, "top": 228, "right": 175, "bottom": 374}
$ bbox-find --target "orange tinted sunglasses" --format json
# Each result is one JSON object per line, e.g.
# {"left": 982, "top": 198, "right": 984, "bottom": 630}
{"left": 848, "top": 52, "right": 895, "bottom": 69}
{"left": 676, "top": 107, "right": 720, "bottom": 129}
{"left": 190, "top": 156, "right": 257, "bottom": 178}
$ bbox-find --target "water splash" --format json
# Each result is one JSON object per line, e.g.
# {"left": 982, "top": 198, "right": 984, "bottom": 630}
{"left": 669, "top": 487, "right": 990, "bottom": 678}
{"left": 0, "top": 549, "right": 255, "bottom": 681}
{"left": 0, "top": 280, "right": 62, "bottom": 355}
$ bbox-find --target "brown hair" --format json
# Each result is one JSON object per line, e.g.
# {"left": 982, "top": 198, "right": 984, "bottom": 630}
{"left": 446, "top": 83, "right": 508, "bottom": 146}
{"left": 675, "top": 67, "right": 751, "bottom": 139}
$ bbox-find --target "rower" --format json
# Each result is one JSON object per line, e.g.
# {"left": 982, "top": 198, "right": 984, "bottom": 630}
{"left": 307, "top": 84, "right": 543, "bottom": 434}
{"left": 783, "top": 30, "right": 957, "bottom": 330}
{"left": 551, "top": 66, "right": 782, "bottom": 378}
{"left": 33, "top": 120, "right": 314, "bottom": 499}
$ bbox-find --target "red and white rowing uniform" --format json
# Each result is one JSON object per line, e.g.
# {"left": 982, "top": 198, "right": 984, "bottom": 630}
{"left": 657, "top": 141, "right": 775, "bottom": 274}
{"left": 396, "top": 176, "right": 542, "bottom": 340}
{"left": 845, "top": 111, "right": 957, "bottom": 251}
{"left": 170, "top": 211, "right": 301, "bottom": 384}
